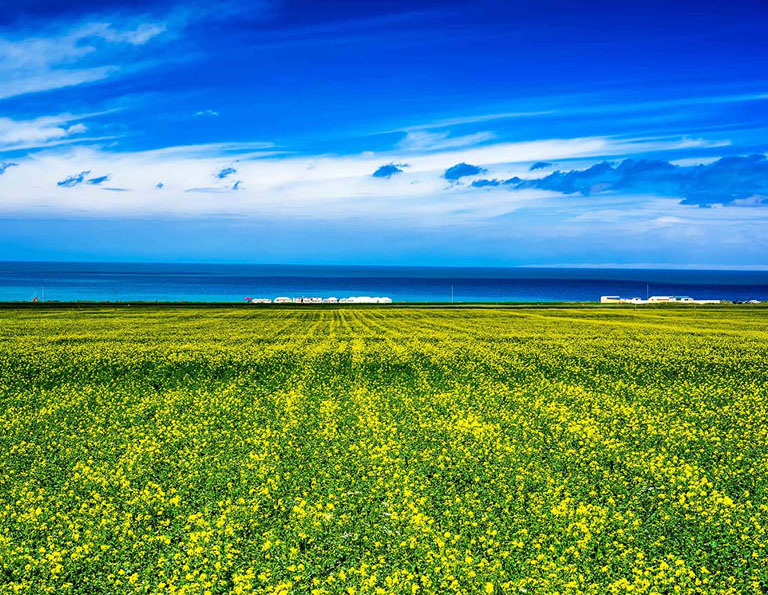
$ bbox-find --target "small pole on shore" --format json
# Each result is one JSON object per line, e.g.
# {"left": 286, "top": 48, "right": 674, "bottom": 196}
{"left": 451, "top": 285, "right": 454, "bottom": 304}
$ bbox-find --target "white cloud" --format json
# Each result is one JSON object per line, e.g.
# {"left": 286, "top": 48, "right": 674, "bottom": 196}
{"left": 0, "top": 133, "right": 731, "bottom": 223}
{"left": 194, "top": 110, "right": 220, "bottom": 118}
{"left": 391, "top": 110, "right": 556, "bottom": 133}
{"left": 0, "top": 18, "right": 167, "bottom": 100}
{"left": 0, "top": 115, "right": 88, "bottom": 148}
{"left": 65, "top": 123, "right": 88, "bottom": 135}
{"left": 397, "top": 130, "right": 496, "bottom": 152}
{"left": 76, "top": 22, "right": 168, "bottom": 45}
{"left": 2, "top": 131, "right": 765, "bottom": 265}
{"left": 387, "top": 91, "right": 768, "bottom": 134}
{"left": 0, "top": 1, "right": 277, "bottom": 101}
{"left": 0, "top": 112, "right": 118, "bottom": 151}
{"left": 0, "top": 67, "right": 118, "bottom": 100}
{"left": 668, "top": 156, "right": 722, "bottom": 167}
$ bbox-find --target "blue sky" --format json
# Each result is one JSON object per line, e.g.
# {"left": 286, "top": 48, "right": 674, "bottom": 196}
{"left": 1, "top": 0, "right": 767, "bottom": 267}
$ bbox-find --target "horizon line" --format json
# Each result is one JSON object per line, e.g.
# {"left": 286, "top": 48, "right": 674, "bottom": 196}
{"left": 1, "top": 259, "right": 767, "bottom": 272}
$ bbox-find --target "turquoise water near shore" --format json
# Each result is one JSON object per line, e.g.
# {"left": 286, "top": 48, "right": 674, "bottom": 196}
{"left": 1, "top": 262, "right": 767, "bottom": 303}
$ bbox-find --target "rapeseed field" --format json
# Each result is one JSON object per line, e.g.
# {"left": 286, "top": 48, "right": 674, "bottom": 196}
{"left": 1, "top": 305, "right": 767, "bottom": 594}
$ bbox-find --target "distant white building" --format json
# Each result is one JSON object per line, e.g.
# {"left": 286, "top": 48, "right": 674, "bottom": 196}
{"left": 601, "top": 296, "right": 643, "bottom": 304}
{"left": 339, "top": 296, "right": 393, "bottom": 304}
{"left": 282, "top": 296, "right": 326, "bottom": 304}
{"left": 270, "top": 295, "right": 392, "bottom": 304}
{"left": 250, "top": 298, "right": 272, "bottom": 304}
{"left": 601, "top": 295, "right": 722, "bottom": 305}
{"left": 648, "top": 295, "right": 694, "bottom": 303}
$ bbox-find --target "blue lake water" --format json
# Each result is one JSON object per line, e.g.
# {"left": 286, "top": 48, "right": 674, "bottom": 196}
{"left": 1, "top": 261, "right": 767, "bottom": 303}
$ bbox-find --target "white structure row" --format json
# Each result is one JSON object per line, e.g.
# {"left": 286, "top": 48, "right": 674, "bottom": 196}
{"left": 339, "top": 296, "right": 393, "bottom": 304}
{"left": 247, "top": 296, "right": 392, "bottom": 304}
{"left": 601, "top": 295, "right": 723, "bottom": 304}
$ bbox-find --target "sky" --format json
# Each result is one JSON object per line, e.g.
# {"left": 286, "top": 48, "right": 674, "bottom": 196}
{"left": 1, "top": 0, "right": 767, "bottom": 267}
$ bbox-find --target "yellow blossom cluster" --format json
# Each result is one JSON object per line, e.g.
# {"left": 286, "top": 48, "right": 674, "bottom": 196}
{"left": 0, "top": 305, "right": 766, "bottom": 594}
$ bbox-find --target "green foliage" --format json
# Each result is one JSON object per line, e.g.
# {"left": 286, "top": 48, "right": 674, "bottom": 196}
{"left": 0, "top": 306, "right": 767, "bottom": 594}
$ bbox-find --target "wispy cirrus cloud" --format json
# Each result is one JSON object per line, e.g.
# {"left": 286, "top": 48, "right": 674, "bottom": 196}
{"left": 0, "top": 114, "right": 88, "bottom": 149}
{"left": 78, "top": 22, "right": 167, "bottom": 45}
{"left": 382, "top": 89, "right": 768, "bottom": 138}
{"left": 397, "top": 130, "right": 496, "bottom": 152}
{"left": 0, "top": 110, "right": 125, "bottom": 154}
{"left": 392, "top": 110, "right": 555, "bottom": 133}
{"left": 0, "top": 1, "right": 280, "bottom": 102}
{"left": 0, "top": 19, "right": 168, "bottom": 100}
